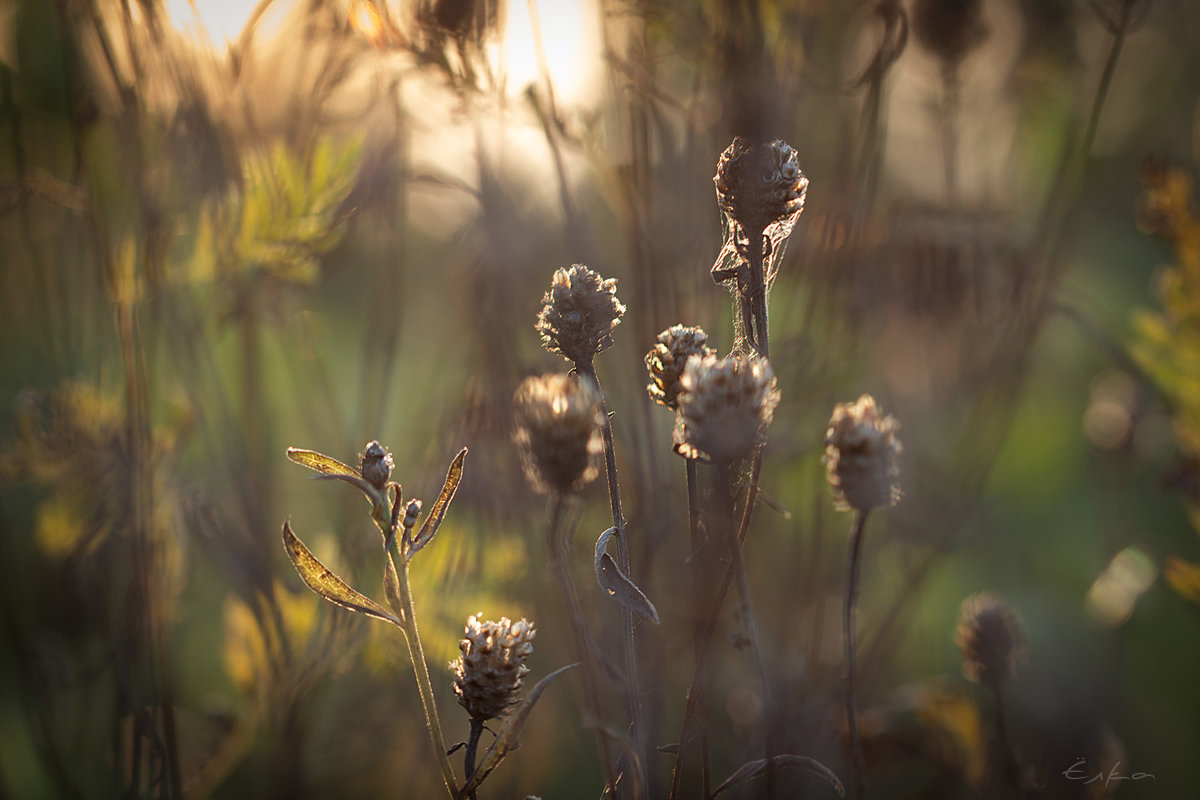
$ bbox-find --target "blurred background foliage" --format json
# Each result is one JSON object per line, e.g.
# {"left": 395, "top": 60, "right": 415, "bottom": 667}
{"left": 1, "top": 0, "right": 1199, "bottom": 797}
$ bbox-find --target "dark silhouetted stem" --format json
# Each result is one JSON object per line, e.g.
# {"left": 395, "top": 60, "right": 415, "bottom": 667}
{"left": 991, "top": 680, "right": 1022, "bottom": 798}
{"left": 844, "top": 510, "right": 869, "bottom": 800}
{"left": 464, "top": 717, "right": 485, "bottom": 800}
{"left": 576, "top": 359, "right": 644, "bottom": 794}
{"left": 547, "top": 493, "right": 621, "bottom": 799}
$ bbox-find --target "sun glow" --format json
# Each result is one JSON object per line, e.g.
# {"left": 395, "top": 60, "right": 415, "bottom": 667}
{"left": 496, "top": 0, "right": 597, "bottom": 103}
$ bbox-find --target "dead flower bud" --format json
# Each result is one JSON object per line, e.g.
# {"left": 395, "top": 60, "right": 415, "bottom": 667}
{"left": 645, "top": 325, "right": 716, "bottom": 411}
{"left": 675, "top": 354, "right": 779, "bottom": 464}
{"left": 536, "top": 264, "right": 626, "bottom": 364}
{"left": 513, "top": 374, "right": 603, "bottom": 495}
{"left": 451, "top": 614, "right": 536, "bottom": 722}
{"left": 714, "top": 138, "right": 808, "bottom": 235}
{"left": 824, "top": 394, "right": 902, "bottom": 512}
{"left": 954, "top": 593, "right": 1028, "bottom": 687}
{"left": 360, "top": 440, "right": 394, "bottom": 491}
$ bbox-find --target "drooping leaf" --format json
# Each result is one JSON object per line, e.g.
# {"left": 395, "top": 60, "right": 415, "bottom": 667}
{"left": 712, "top": 754, "right": 844, "bottom": 798}
{"left": 595, "top": 527, "right": 660, "bottom": 624}
{"left": 411, "top": 447, "right": 467, "bottom": 553}
{"left": 281, "top": 520, "right": 402, "bottom": 627}
{"left": 457, "top": 663, "right": 578, "bottom": 798}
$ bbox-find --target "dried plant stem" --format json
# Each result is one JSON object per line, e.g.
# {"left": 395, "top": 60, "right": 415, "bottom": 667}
{"left": 746, "top": 227, "right": 770, "bottom": 360}
{"left": 392, "top": 556, "right": 459, "bottom": 799}
{"left": 576, "top": 359, "right": 645, "bottom": 791}
{"left": 843, "top": 509, "right": 869, "bottom": 800}
{"left": 990, "top": 681, "right": 1022, "bottom": 797}
{"left": 463, "top": 717, "right": 485, "bottom": 800}
{"left": 716, "top": 463, "right": 776, "bottom": 797}
{"left": 547, "top": 493, "right": 621, "bottom": 798}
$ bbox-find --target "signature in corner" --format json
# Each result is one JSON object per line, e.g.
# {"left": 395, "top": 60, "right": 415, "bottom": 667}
{"left": 1063, "top": 758, "right": 1156, "bottom": 788}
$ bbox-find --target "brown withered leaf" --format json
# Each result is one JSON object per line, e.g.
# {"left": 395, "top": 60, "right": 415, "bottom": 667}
{"left": 412, "top": 447, "right": 467, "bottom": 552}
{"left": 457, "top": 663, "right": 578, "bottom": 798}
{"left": 281, "top": 520, "right": 402, "bottom": 627}
{"left": 595, "top": 527, "right": 660, "bottom": 624}
{"left": 285, "top": 447, "right": 359, "bottom": 477}
{"left": 712, "top": 754, "right": 845, "bottom": 798}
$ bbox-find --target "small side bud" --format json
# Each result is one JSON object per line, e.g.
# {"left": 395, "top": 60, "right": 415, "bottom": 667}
{"left": 360, "top": 441, "right": 394, "bottom": 491}
{"left": 403, "top": 498, "right": 423, "bottom": 531}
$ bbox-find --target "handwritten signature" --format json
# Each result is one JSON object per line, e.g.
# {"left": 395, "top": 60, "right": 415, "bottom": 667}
{"left": 1063, "top": 759, "right": 1156, "bottom": 788}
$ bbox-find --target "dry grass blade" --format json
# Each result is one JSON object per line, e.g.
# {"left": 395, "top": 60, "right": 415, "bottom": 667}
{"left": 595, "top": 527, "right": 660, "bottom": 624}
{"left": 281, "top": 520, "right": 403, "bottom": 627}
{"left": 457, "top": 663, "right": 579, "bottom": 798}
{"left": 712, "top": 754, "right": 845, "bottom": 797}
{"left": 413, "top": 447, "right": 467, "bottom": 550}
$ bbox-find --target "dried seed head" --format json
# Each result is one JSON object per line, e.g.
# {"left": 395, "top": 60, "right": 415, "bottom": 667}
{"left": 451, "top": 614, "right": 536, "bottom": 722}
{"left": 714, "top": 138, "right": 808, "bottom": 235}
{"left": 645, "top": 325, "right": 717, "bottom": 411}
{"left": 360, "top": 441, "right": 394, "bottom": 491}
{"left": 824, "top": 394, "right": 902, "bottom": 512}
{"left": 536, "top": 264, "right": 626, "bottom": 364}
{"left": 675, "top": 354, "right": 779, "bottom": 463}
{"left": 912, "top": 0, "right": 989, "bottom": 65}
{"left": 513, "top": 374, "right": 603, "bottom": 494}
{"left": 954, "top": 593, "right": 1028, "bottom": 687}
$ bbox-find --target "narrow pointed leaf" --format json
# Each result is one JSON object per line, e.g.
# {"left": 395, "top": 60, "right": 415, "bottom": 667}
{"left": 286, "top": 447, "right": 359, "bottom": 477}
{"left": 281, "top": 520, "right": 402, "bottom": 627}
{"left": 457, "top": 663, "right": 577, "bottom": 798}
{"left": 413, "top": 447, "right": 467, "bottom": 550}
{"left": 595, "top": 528, "right": 660, "bottom": 624}
{"left": 712, "top": 755, "right": 844, "bottom": 798}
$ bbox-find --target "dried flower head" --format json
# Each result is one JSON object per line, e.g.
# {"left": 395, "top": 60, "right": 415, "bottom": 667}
{"left": 451, "top": 613, "right": 536, "bottom": 722}
{"left": 714, "top": 138, "right": 808, "bottom": 234}
{"left": 645, "top": 325, "right": 717, "bottom": 411}
{"left": 675, "top": 354, "right": 779, "bottom": 463}
{"left": 536, "top": 264, "right": 626, "bottom": 364}
{"left": 912, "top": 0, "right": 989, "bottom": 65}
{"left": 824, "top": 394, "right": 902, "bottom": 512}
{"left": 954, "top": 593, "right": 1027, "bottom": 686}
{"left": 513, "top": 374, "right": 603, "bottom": 494}
{"left": 360, "top": 440, "right": 394, "bottom": 491}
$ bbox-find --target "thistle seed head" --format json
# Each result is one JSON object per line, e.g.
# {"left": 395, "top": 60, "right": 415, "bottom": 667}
{"left": 645, "top": 325, "right": 716, "bottom": 411}
{"left": 714, "top": 138, "right": 808, "bottom": 234}
{"left": 954, "top": 593, "right": 1028, "bottom": 687}
{"left": 360, "top": 441, "right": 394, "bottom": 491}
{"left": 451, "top": 614, "right": 536, "bottom": 722}
{"left": 536, "top": 264, "right": 626, "bottom": 364}
{"left": 675, "top": 354, "right": 779, "bottom": 463}
{"left": 513, "top": 373, "right": 603, "bottom": 494}
{"left": 824, "top": 394, "right": 902, "bottom": 512}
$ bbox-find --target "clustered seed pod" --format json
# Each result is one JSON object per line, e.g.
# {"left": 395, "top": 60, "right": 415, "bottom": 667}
{"left": 645, "top": 325, "right": 717, "bottom": 411}
{"left": 954, "top": 593, "right": 1028, "bottom": 687}
{"left": 911, "top": 0, "right": 989, "bottom": 66}
{"left": 360, "top": 441, "right": 394, "bottom": 491}
{"left": 714, "top": 138, "right": 808, "bottom": 235}
{"left": 675, "top": 354, "right": 779, "bottom": 464}
{"left": 535, "top": 264, "right": 626, "bottom": 364}
{"left": 512, "top": 374, "right": 604, "bottom": 494}
{"left": 824, "top": 394, "right": 902, "bottom": 512}
{"left": 451, "top": 614, "right": 536, "bottom": 722}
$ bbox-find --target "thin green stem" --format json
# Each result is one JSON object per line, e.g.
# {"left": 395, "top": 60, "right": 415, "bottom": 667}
{"left": 394, "top": 558, "right": 459, "bottom": 799}
{"left": 844, "top": 510, "right": 869, "bottom": 800}
{"left": 547, "top": 493, "right": 621, "bottom": 798}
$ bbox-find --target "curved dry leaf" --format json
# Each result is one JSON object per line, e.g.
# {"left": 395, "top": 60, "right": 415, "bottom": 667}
{"left": 712, "top": 754, "right": 844, "bottom": 798}
{"left": 286, "top": 447, "right": 359, "bottom": 477}
{"left": 594, "top": 528, "right": 660, "bottom": 624}
{"left": 412, "top": 447, "right": 467, "bottom": 552}
{"left": 457, "top": 663, "right": 578, "bottom": 798}
{"left": 281, "top": 520, "right": 402, "bottom": 627}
